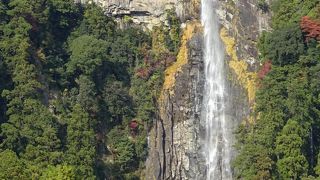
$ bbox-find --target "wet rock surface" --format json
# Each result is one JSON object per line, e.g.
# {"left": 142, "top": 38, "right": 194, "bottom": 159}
{"left": 217, "top": 0, "right": 271, "bottom": 68}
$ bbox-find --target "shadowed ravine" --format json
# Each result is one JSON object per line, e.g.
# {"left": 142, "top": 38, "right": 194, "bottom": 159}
{"left": 201, "top": 0, "right": 233, "bottom": 179}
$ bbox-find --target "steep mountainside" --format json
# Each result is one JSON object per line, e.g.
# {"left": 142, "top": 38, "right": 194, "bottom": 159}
{"left": 145, "top": 0, "right": 271, "bottom": 179}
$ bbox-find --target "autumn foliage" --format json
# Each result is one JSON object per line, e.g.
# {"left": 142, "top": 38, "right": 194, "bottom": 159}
{"left": 258, "top": 61, "right": 272, "bottom": 79}
{"left": 300, "top": 16, "right": 320, "bottom": 41}
{"left": 136, "top": 52, "right": 176, "bottom": 79}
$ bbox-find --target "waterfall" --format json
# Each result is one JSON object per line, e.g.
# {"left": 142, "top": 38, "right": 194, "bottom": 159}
{"left": 201, "top": 0, "right": 233, "bottom": 179}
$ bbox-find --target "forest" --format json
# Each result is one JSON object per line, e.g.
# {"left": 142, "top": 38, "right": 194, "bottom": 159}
{"left": 234, "top": 0, "right": 320, "bottom": 179}
{"left": 0, "top": 0, "right": 180, "bottom": 179}
{"left": 1, "top": 0, "right": 320, "bottom": 179}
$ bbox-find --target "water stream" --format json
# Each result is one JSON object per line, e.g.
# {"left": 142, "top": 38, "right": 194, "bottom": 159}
{"left": 201, "top": 0, "right": 233, "bottom": 179}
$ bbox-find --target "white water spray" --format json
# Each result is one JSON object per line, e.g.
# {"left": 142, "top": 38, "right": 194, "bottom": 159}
{"left": 201, "top": 0, "right": 233, "bottom": 179}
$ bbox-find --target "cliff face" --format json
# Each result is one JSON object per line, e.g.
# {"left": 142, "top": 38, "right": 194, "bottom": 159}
{"left": 76, "top": 0, "right": 199, "bottom": 30}
{"left": 146, "top": 0, "right": 271, "bottom": 179}
{"left": 217, "top": 0, "right": 271, "bottom": 123}
{"left": 145, "top": 22, "right": 206, "bottom": 179}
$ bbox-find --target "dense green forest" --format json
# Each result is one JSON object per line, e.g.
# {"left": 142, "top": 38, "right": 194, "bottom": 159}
{"left": 0, "top": 0, "right": 180, "bottom": 179}
{"left": 234, "top": 0, "right": 320, "bottom": 179}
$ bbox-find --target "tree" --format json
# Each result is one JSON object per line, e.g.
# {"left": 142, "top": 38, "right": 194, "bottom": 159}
{"left": 300, "top": 16, "right": 320, "bottom": 41}
{"left": 0, "top": 57, "right": 10, "bottom": 123}
{"left": 166, "top": 8, "right": 181, "bottom": 53}
{"left": 271, "top": 0, "right": 319, "bottom": 29}
{"left": 233, "top": 141, "right": 273, "bottom": 180}
{"left": 0, "top": 1, "right": 8, "bottom": 24}
{"left": 76, "top": 4, "right": 116, "bottom": 40}
{"left": 19, "top": 99, "right": 62, "bottom": 165}
{"left": 65, "top": 104, "right": 96, "bottom": 179}
{"left": 76, "top": 75, "right": 99, "bottom": 117}
{"left": 258, "top": 24, "right": 305, "bottom": 65}
{"left": 1, "top": 99, "right": 63, "bottom": 178}
{"left": 48, "top": 0, "right": 81, "bottom": 29}
{"left": 0, "top": 17, "right": 52, "bottom": 155}
{"left": 0, "top": 150, "right": 28, "bottom": 179}
{"left": 103, "top": 80, "right": 134, "bottom": 124}
{"left": 66, "top": 35, "right": 109, "bottom": 76}
{"left": 275, "top": 120, "right": 309, "bottom": 179}
{"left": 107, "top": 127, "right": 136, "bottom": 172}
{"left": 40, "top": 165, "right": 76, "bottom": 180}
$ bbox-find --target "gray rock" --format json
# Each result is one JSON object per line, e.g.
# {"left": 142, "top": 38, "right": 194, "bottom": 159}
{"left": 145, "top": 32, "right": 206, "bottom": 180}
{"left": 76, "top": 0, "right": 200, "bottom": 30}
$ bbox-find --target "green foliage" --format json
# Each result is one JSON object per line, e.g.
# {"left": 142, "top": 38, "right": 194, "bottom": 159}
{"left": 258, "top": 24, "right": 305, "bottom": 65}
{"left": 235, "top": 1, "right": 320, "bottom": 179}
{"left": 65, "top": 104, "right": 96, "bottom": 179}
{"left": 40, "top": 165, "right": 76, "bottom": 180}
{"left": 8, "top": 0, "right": 49, "bottom": 24}
{"left": 130, "top": 76, "right": 157, "bottom": 122}
{"left": 107, "top": 127, "right": 136, "bottom": 173}
{"left": 275, "top": 120, "right": 309, "bottom": 179}
{"left": 48, "top": 0, "right": 81, "bottom": 29}
{"left": 0, "top": 150, "right": 28, "bottom": 179}
{"left": 103, "top": 80, "right": 134, "bottom": 124}
{"left": 76, "top": 75, "right": 99, "bottom": 116}
{"left": 271, "top": 0, "right": 319, "bottom": 29}
{"left": 73, "top": 4, "right": 115, "bottom": 40}
{"left": 0, "top": 1, "right": 178, "bottom": 179}
{"left": 166, "top": 8, "right": 181, "bottom": 53}
{"left": 257, "top": 0, "right": 269, "bottom": 12}
{"left": 67, "top": 35, "right": 109, "bottom": 76}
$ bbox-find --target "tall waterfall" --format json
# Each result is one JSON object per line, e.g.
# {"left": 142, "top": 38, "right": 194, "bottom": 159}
{"left": 201, "top": 0, "right": 233, "bottom": 179}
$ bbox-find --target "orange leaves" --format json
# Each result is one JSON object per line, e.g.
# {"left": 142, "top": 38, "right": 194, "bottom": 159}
{"left": 300, "top": 16, "right": 320, "bottom": 41}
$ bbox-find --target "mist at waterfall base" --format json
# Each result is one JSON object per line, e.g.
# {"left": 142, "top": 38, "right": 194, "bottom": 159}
{"left": 200, "top": 0, "right": 234, "bottom": 179}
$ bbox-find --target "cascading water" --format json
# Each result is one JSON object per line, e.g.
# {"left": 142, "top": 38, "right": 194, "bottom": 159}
{"left": 201, "top": 0, "right": 233, "bottom": 179}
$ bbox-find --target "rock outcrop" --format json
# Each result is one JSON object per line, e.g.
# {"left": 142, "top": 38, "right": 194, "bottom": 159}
{"left": 76, "top": 0, "right": 200, "bottom": 30}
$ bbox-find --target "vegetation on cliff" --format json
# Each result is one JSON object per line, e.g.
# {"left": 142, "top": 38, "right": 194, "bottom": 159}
{"left": 234, "top": 0, "right": 320, "bottom": 179}
{"left": 220, "top": 28, "right": 258, "bottom": 104}
{"left": 0, "top": 0, "right": 181, "bottom": 179}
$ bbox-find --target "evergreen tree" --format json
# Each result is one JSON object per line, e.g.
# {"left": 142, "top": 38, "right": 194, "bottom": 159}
{"left": 65, "top": 104, "right": 96, "bottom": 179}
{"left": 275, "top": 120, "right": 309, "bottom": 179}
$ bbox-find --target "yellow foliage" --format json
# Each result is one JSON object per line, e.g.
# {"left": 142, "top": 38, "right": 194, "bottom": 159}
{"left": 220, "top": 28, "right": 257, "bottom": 103}
{"left": 162, "top": 21, "right": 202, "bottom": 93}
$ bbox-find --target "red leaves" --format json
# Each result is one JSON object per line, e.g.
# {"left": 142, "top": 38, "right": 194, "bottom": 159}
{"left": 300, "top": 16, "right": 320, "bottom": 41}
{"left": 129, "top": 120, "right": 138, "bottom": 129}
{"left": 258, "top": 61, "right": 272, "bottom": 79}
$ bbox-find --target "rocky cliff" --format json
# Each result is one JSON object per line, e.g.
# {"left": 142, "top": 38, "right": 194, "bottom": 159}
{"left": 145, "top": 21, "right": 206, "bottom": 179}
{"left": 79, "top": 0, "right": 271, "bottom": 179}
{"left": 76, "top": 0, "right": 199, "bottom": 30}
{"left": 145, "top": 0, "right": 271, "bottom": 179}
